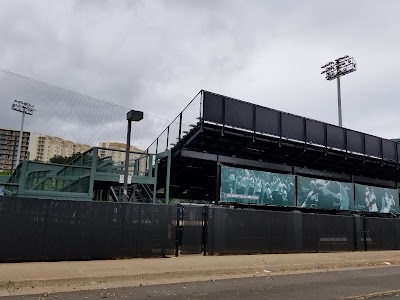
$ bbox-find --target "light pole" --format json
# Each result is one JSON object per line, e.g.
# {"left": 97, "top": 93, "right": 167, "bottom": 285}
{"left": 321, "top": 55, "right": 356, "bottom": 127}
{"left": 11, "top": 100, "right": 35, "bottom": 169}
{"left": 123, "top": 110, "right": 144, "bottom": 202}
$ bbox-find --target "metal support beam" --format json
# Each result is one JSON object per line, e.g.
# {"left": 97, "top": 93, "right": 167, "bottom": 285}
{"left": 344, "top": 129, "right": 348, "bottom": 158}
{"left": 215, "top": 160, "right": 221, "bottom": 203}
{"left": 134, "top": 160, "right": 139, "bottom": 176}
{"left": 166, "top": 126, "right": 170, "bottom": 150}
{"left": 337, "top": 76, "right": 342, "bottom": 127}
{"left": 183, "top": 127, "right": 203, "bottom": 147}
{"left": 10, "top": 135, "right": 17, "bottom": 172}
{"left": 306, "top": 152, "right": 328, "bottom": 166}
{"left": 156, "top": 138, "right": 159, "bottom": 155}
{"left": 353, "top": 175, "right": 396, "bottom": 188}
{"left": 178, "top": 113, "right": 182, "bottom": 142}
{"left": 17, "top": 160, "right": 27, "bottom": 195}
{"left": 221, "top": 97, "right": 226, "bottom": 136}
{"left": 295, "top": 166, "right": 351, "bottom": 181}
{"left": 279, "top": 112, "right": 282, "bottom": 147}
{"left": 180, "top": 149, "right": 292, "bottom": 172}
{"left": 88, "top": 147, "right": 98, "bottom": 199}
{"left": 346, "top": 160, "right": 365, "bottom": 172}
{"left": 324, "top": 124, "right": 328, "bottom": 155}
{"left": 303, "top": 118, "right": 307, "bottom": 151}
{"left": 230, "top": 138, "right": 254, "bottom": 156}
{"left": 252, "top": 104, "right": 256, "bottom": 142}
{"left": 152, "top": 157, "right": 158, "bottom": 204}
{"left": 165, "top": 150, "right": 171, "bottom": 204}
{"left": 148, "top": 154, "right": 154, "bottom": 178}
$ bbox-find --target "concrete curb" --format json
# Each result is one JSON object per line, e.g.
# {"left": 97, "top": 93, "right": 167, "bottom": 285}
{"left": 1, "top": 257, "right": 399, "bottom": 296}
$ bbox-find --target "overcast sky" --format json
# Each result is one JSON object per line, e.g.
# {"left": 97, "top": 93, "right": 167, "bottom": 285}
{"left": 1, "top": 0, "right": 400, "bottom": 149}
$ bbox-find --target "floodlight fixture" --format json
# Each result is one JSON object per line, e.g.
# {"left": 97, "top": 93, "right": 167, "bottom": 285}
{"left": 321, "top": 56, "right": 357, "bottom": 127}
{"left": 11, "top": 100, "right": 35, "bottom": 115}
{"left": 11, "top": 100, "right": 35, "bottom": 169}
{"left": 127, "top": 110, "right": 144, "bottom": 122}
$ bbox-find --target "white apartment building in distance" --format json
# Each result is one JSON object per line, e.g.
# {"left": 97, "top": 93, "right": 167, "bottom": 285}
{"left": 0, "top": 128, "right": 30, "bottom": 170}
{"left": 29, "top": 134, "right": 91, "bottom": 162}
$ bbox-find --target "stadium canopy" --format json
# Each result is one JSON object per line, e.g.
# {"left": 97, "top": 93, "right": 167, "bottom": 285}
{"left": 150, "top": 90, "right": 400, "bottom": 201}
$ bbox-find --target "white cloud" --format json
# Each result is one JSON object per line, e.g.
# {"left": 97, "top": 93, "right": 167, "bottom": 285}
{"left": 1, "top": 0, "right": 400, "bottom": 150}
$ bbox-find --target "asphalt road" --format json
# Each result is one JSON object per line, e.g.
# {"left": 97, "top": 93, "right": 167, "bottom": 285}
{"left": 5, "top": 266, "right": 400, "bottom": 299}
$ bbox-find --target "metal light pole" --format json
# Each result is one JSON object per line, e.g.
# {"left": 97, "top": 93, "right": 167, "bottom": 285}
{"left": 122, "top": 110, "right": 144, "bottom": 202}
{"left": 11, "top": 100, "right": 35, "bottom": 169}
{"left": 321, "top": 55, "right": 356, "bottom": 127}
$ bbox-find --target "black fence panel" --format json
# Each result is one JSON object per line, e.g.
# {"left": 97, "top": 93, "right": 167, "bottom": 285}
{"left": 317, "top": 214, "right": 354, "bottom": 252}
{"left": 180, "top": 205, "right": 204, "bottom": 254}
{"left": 327, "top": 125, "right": 345, "bottom": 150}
{"left": 0, "top": 197, "right": 176, "bottom": 262}
{"left": 269, "top": 211, "right": 301, "bottom": 253}
{"left": 225, "top": 98, "right": 253, "bottom": 131}
{"left": 139, "top": 204, "right": 176, "bottom": 256}
{"left": 207, "top": 208, "right": 358, "bottom": 255}
{"left": 119, "top": 202, "right": 141, "bottom": 258}
{"left": 281, "top": 113, "right": 304, "bottom": 141}
{"left": 4, "top": 197, "right": 400, "bottom": 262}
{"left": 87, "top": 202, "right": 138, "bottom": 260}
{"left": 42, "top": 200, "right": 93, "bottom": 260}
{"left": 255, "top": 106, "right": 280, "bottom": 136}
{"left": 0, "top": 197, "right": 47, "bottom": 261}
{"left": 207, "top": 207, "right": 270, "bottom": 255}
{"left": 353, "top": 215, "right": 365, "bottom": 251}
{"left": 365, "top": 135, "right": 381, "bottom": 158}
{"left": 302, "top": 213, "right": 318, "bottom": 252}
{"left": 203, "top": 92, "right": 223, "bottom": 124}
{"left": 364, "top": 217, "right": 399, "bottom": 250}
{"left": 306, "top": 119, "right": 325, "bottom": 145}
{"left": 347, "top": 130, "right": 364, "bottom": 153}
{"left": 382, "top": 139, "right": 397, "bottom": 161}
{"left": 396, "top": 219, "right": 400, "bottom": 249}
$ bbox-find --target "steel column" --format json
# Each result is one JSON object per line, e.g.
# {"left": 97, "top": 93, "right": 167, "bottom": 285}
{"left": 123, "top": 120, "right": 132, "bottom": 202}
{"left": 165, "top": 150, "right": 171, "bottom": 204}
{"left": 337, "top": 76, "right": 342, "bottom": 127}
{"left": 15, "top": 111, "right": 25, "bottom": 168}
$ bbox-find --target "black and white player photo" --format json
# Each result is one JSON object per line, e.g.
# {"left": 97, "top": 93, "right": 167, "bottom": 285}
{"left": 355, "top": 184, "right": 399, "bottom": 213}
{"left": 297, "top": 176, "right": 354, "bottom": 210}
{"left": 220, "top": 165, "right": 295, "bottom": 206}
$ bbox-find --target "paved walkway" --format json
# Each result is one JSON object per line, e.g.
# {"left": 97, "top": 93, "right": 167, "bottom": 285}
{"left": 1, "top": 251, "right": 400, "bottom": 296}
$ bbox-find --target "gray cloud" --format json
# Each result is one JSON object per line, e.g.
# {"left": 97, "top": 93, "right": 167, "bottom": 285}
{"left": 0, "top": 0, "right": 400, "bottom": 149}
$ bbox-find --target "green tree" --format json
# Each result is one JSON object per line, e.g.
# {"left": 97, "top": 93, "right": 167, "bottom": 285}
{"left": 49, "top": 155, "right": 70, "bottom": 164}
{"left": 49, "top": 152, "right": 82, "bottom": 164}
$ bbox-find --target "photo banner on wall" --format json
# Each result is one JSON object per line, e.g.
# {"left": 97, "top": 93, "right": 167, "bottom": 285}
{"left": 220, "top": 165, "right": 295, "bottom": 206}
{"left": 297, "top": 176, "right": 354, "bottom": 210}
{"left": 355, "top": 184, "right": 399, "bottom": 213}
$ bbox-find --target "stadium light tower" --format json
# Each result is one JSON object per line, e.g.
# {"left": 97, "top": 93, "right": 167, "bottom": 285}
{"left": 321, "top": 55, "right": 356, "bottom": 127}
{"left": 123, "top": 110, "right": 144, "bottom": 202}
{"left": 11, "top": 100, "right": 35, "bottom": 169}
